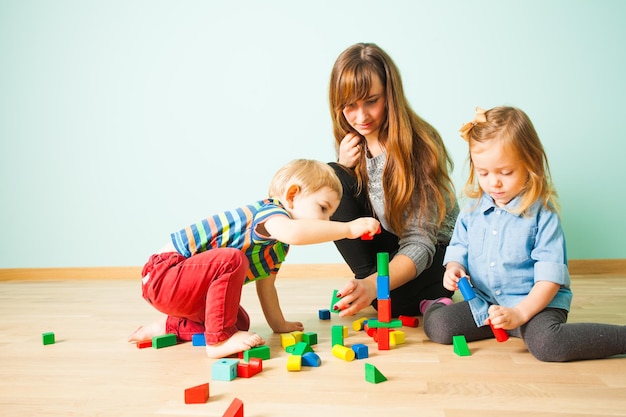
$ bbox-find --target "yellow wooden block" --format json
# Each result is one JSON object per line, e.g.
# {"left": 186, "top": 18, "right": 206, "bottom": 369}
{"left": 343, "top": 326, "right": 348, "bottom": 338}
{"left": 390, "top": 330, "right": 405, "bottom": 346}
{"left": 281, "top": 333, "right": 296, "bottom": 349}
{"left": 352, "top": 318, "right": 367, "bottom": 331}
{"left": 286, "top": 355, "right": 302, "bottom": 371}
{"left": 290, "top": 331, "right": 304, "bottom": 343}
{"left": 332, "top": 344, "right": 355, "bottom": 362}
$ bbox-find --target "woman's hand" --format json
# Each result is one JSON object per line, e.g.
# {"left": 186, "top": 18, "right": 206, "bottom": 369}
{"left": 333, "top": 277, "right": 377, "bottom": 317}
{"left": 337, "top": 132, "right": 362, "bottom": 168}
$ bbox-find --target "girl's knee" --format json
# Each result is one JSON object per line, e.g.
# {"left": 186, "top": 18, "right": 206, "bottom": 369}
{"left": 423, "top": 307, "right": 454, "bottom": 345}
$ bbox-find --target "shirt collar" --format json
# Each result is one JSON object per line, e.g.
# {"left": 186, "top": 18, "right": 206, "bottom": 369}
{"left": 479, "top": 192, "right": 524, "bottom": 217}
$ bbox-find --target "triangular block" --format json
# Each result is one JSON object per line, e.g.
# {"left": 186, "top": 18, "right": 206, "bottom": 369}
{"left": 453, "top": 335, "right": 471, "bottom": 356}
{"left": 222, "top": 397, "right": 243, "bottom": 417}
{"left": 365, "top": 363, "right": 387, "bottom": 384}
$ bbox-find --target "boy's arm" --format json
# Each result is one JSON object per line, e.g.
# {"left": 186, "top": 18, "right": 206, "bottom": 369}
{"left": 262, "top": 216, "right": 379, "bottom": 245}
{"left": 255, "top": 273, "right": 303, "bottom": 334}
{"left": 488, "top": 281, "right": 560, "bottom": 329}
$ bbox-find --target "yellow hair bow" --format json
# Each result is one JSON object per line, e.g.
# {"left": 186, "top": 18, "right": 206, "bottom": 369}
{"left": 459, "top": 107, "right": 487, "bottom": 142}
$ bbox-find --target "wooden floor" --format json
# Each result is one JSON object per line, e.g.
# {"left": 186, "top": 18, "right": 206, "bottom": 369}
{"left": 1, "top": 273, "right": 625, "bottom": 417}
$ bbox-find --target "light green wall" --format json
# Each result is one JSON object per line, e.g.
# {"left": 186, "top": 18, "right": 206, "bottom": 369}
{"left": 1, "top": 0, "right": 625, "bottom": 268}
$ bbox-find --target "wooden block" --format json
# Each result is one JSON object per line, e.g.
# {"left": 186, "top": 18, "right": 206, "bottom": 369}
{"left": 136, "top": 339, "right": 152, "bottom": 349}
{"left": 352, "top": 317, "right": 367, "bottom": 331}
{"left": 42, "top": 332, "right": 55, "bottom": 345}
{"left": 152, "top": 334, "right": 176, "bottom": 349}
{"left": 191, "top": 333, "right": 206, "bottom": 346}
{"left": 286, "top": 355, "right": 302, "bottom": 371}
{"left": 330, "top": 289, "right": 342, "bottom": 314}
{"left": 399, "top": 315, "right": 419, "bottom": 327}
{"left": 302, "top": 332, "right": 317, "bottom": 345}
{"left": 377, "top": 327, "right": 390, "bottom": 350}
{"left": 212, "top": 359, "right": 239, "bottom": 381}
{"left": 365, "top": 362, "right": 387, "bottom": 384}
{"left": 280, "top": 333, "right": 296, "bottom": 349}
{"left": 332, "top": 344, "right": 355, "bottom": 361}
{"left": 184, "top": 382, "right": 209, "bottom": 404}
{"left": 351, "top": 343, "right": 369, "bottom": 359}
{"left": 377, "top": 275, "right": 390, "bottom": 300}
{"left": 453, "top": 335, "right": 471, "bottom": 356}
{"left": 222, "top": 397, "right": 243, "bottom": 417}
{"left": 243, "top": 345, "right": 270, "bottom": 361}
{"left": 301, "top": 352, "right": 321, "bottom": 367}
{"left": 377, "top": 299, "right": 392, "bottom": 322}
{"left": 291, "top": 341, "right": 313, "bottom": 356}
{"left": 318, "top": 309, "right": 331, "bottom": 320}
{"left": 367, "top": 319, "right": 402, "bottom": 329}
{"left": 331, "top": 325, "right": 344, "bottom": 347}
{"left": 389, "top": 330, "right": 405, "bottom": 346}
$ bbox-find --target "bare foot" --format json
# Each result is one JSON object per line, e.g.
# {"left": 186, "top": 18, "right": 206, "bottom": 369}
{"left": 205, "top": 331, "right": 265, "bottom": 359}
{"left": 128, "top": 315, "right": 167, "bottom": 342}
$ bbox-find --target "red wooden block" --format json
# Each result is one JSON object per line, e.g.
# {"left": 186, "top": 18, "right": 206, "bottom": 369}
{"left": 223, "top": 397, "right": 244, "bottom": 417}
{"left": 377, "top": 327, "right": 390, "bottom": 350}
{"left": 489, "top": 319, "right": 509, "bottom": 342}
{"left": 248, "top": 357, "right": 263, "bottom": 372}
{"left": 184, "top": 382, "right": 209, "bottom": 404}
{"left": 136, "top": 340, "right": 152, "bottom": 349}
{"left": 377, "top": 299, "right": 392, "bottom": 322}
{"left": 399, "top": 315, "right": 419, "bottom": 327}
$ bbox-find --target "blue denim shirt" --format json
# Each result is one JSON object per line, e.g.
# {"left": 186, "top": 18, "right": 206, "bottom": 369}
{"left": 444, "top": 193, "right": 572, "bottom": 327}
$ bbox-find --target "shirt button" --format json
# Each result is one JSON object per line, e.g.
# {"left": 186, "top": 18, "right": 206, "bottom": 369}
{"left": 495, "top": 290, "right": 502, "bottom": 296}
{"left": 492, "top": 230, "right": 497, "bottom": 235}
{"left": 490, "top": 262, "right": 495, "bottom": 267}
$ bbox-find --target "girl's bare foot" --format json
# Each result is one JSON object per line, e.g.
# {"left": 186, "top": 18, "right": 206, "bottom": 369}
{"left": 205, "top": 331, "right": 265, "bottom": 359}
{"left": 128, "top": 315, "right": 167, "bottom": 342}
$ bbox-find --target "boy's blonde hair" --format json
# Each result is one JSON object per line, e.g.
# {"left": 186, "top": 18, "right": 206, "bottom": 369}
{"left": 462, "top": 106, "right": 559, "bottom": 215}
{"left": 268, "top": 159, "right": 343, "bottom": 199}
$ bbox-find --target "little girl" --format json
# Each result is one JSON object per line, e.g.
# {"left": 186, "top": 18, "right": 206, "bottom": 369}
{"left": 129, "top": 159, "right": 380, "bottom": 358}
{"left": 422, "top": 106, "right": 626, "bottom": 362}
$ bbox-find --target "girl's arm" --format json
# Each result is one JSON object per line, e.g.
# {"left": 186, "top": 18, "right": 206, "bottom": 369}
{"left": 255, "top": 273, "right": 303, "bottom": 333}
{"left": 488, "top": 281, "right": 560, "bottom": 329}
{"left": 262, "top": 216, "right": 379, "bottom": 245}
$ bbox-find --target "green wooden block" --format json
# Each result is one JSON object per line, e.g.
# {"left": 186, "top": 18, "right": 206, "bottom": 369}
{"left": 365, "top": 363, "right": 387, "bottom": 384}
{"left": 243, "top": 345, "right": 270, "bottom": 361}
{"left": 152, "top": 333, "right": 177, "bottom": 349}
{"left": 366, "top": 319, "right": 402, "bottom": 329}
{"left": 330, "top": 289, "right": 341, "bottom": 314}
{"left": 292, "top": 342, "right": 314, "bottom": 356}
{"left": 302, "top": 332, "right": 317, "bottom": 345}
{"left": 331, "top": 325, "right": 344, "bottom": 347}
{"left": 42, "top": 332, "right": 55, "bottom": 345}
{"left": 453, "top": 335, "right": 471, "bottom": 356}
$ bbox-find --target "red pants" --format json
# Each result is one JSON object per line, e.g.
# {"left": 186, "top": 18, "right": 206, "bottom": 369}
{"left": 141, "top": 248, "right": 251, "bottom": 345}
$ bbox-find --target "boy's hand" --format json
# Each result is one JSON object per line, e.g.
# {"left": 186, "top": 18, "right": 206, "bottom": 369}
{"left": 485, "top": 305, "right": 524, "bottom": 330}
{"left": 346, "top": 218, "right": 380, "bottom": 239}
{"left": 337, "top": 132, "right": 362, "bottom": 168}
{"left": 272, "top": 320, "right": 304, "bottom": 334}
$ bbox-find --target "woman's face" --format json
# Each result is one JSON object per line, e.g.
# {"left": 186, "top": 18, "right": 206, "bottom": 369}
{"left": 341, "top": 76, "right": 386, "bottom": 140}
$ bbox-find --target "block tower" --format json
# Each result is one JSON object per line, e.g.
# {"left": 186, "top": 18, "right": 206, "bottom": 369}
{"left": 368, "top": 252, "right": 401, "bottom": 350}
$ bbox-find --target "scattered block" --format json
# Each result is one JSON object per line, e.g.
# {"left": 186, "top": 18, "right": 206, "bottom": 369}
{"left": 237, "top": 359, "right": 262, "bottom": 378}
{"left": 399, "top": 315, "right": 419, "bottom": 327}
{"left": 243, "top": 345, "right": 270, "bottom": 361}
{"left": 302, "top": 332, "right": 317, "bottom": 345}
{"left": 212, "top": 359, "right": 239, "bottom": 381}
{"left": 192, "top": 333, "right": 206, "bottom": 346}
{"left": 352, "top": 343, "right": 369, "bottom": 359}
{"left": 222, "top": 397, "right": 243, "bottom": 417}
{"left": 42, "top": 332, "right": 55, "bottom": 345}
{"left": 453, "top": 335, "right": 471, "bottom": 356}
{"left": 291, "top": 341, "right": 314, "bottom": 356}
{"left": 488, "top": 319, "right": 509, "bottom": 342}
{"left": 389, "top": 330, "right": 405, "bottom": 346}
{"left": 352, "top": 317, "right": 367, "bottom": 331}
{"left": 301, "top": 352, "right": 321, "bottom": 367}
{"left": 153, "top": 334, "right": 177, "bottom": 349}
{"left": 318, "top": 309, "right": 331, "bottom": 320}
{"left": 184, "top": 382, "right": 209, "bottom": 404}
{"left": 286, "top": 355, "right": 302, "bottom": 371}
{"left": 365, "top": 363, "right": 387, "bottom": 384}
{"left": 330, "top": 289, "right": 342, "bottom": 313}
{"left": 331, "top": 325, "right": 344, "bottom": 347}
{"left": 136, "top": 339, "right": 152, "bottom": 349}
{"left": 281, "top": 333, "right": 296, "bottom": 349}
{"left": 332, "top": 344, "right": 355, "bottom": 361}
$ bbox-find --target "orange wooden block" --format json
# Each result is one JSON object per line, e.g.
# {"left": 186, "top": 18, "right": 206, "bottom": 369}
{"left": 184, "top": 382, "right": 209, "bottom": 404}
{"left": 377, "top": 327, "right": 390, "bottom": 350}
{"left": 136, "top": 340, "right": 152, "bottom": 349}
{"left": 223, "top": 397, "right": 243, "bottom": 417}
{"left": 399, "top": 315, "right": 419, "bottom": 327}
{"left": 378, "top": 299, "right": 392, "bottom": 322}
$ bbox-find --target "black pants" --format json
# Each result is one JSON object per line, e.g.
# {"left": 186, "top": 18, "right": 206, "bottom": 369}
{"left": 329, "top": 163, "right": 453, "bottom": 317}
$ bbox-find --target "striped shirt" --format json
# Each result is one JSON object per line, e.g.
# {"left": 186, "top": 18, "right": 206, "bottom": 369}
{"left": 170, "top": 198, "right": 291, "bottom": 283}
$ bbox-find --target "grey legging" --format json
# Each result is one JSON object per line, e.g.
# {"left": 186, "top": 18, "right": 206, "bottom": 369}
{"left": 423, "top": 301, "right": 626, "bottom": 362}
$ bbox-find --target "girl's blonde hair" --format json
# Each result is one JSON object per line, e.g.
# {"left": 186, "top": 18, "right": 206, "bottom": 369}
{"left": 329, "top": 42, "right": 455, "bottom": 235}
{"left": 268, "top": 159, "right": 342, "bottom": 199}
{"left": 463, "top": 106, "right": 559, "bottom": 214}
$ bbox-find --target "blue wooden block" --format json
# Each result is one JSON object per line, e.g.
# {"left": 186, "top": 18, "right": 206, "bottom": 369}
{"left": 377, "top": 275, "right": 390, "bottom": 300}
{"left": 318, "top": 309, "right": 331, "bottom": 320}
{"left": 212, "top": 359, "right": 239, "bottom": 381}
{"left": 352, "top": 343, "right": 369, "bottom": 359}
{"left": 301, "top": 352, "right": 322, "bottom": 367}
{"left": 191, "top": 333, "right": 206, "bottom": 346}
{"left": 458, "top": 276, "right": 476, "bottom": 301}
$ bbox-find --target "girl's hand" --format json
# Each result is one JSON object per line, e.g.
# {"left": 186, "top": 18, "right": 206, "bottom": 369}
{"left": 337, "top": 132, "right": 362, "bottom": 168}
{"left": 333, "top": 278, "right": 376, "bottom": 317}
{"left": 272, "top": 320, "right": 304, "bottom": 334}
{"left": 346, "top": 217, "right": 380, "bottom": 239}
{"left": 443, "top": 263, "right": 466, "bottom": 292}
{"left": 485, "top": 305, "right": 524, "bottom": 330}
